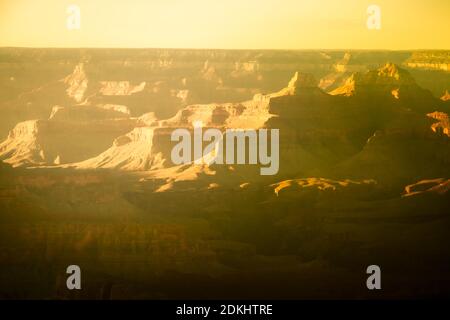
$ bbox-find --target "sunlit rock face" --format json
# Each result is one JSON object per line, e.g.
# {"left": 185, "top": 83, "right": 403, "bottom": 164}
{"left": 403, "top": 178, "right": 450, "bottom": 197}
{"left": 330, "top": 63, "right": 416, "bottom": 97}
{"left": 99, "top": 81, "right": 146, "bottom": 96}
{"left": 271, "top": 177, "right": 377, "bottom": 196}
{"left": 0, "top": 120, "right": 43, "bottom": 167}
{"left": 63, "top": 63, "right": 88, "bottom": 103}
{"left": 442, "top": 90, "right": 450, "bottom": 101}
{"left": 428, "top": 111, "right": 450, "bottom": 137}
{"left": 329, "top": 63, "right": 444, "bottom": 115}
{"left": 0, "top": 118, "right": 137, "bottom": 167}
{"left": 73, "top": 127, "right": 165, "bottom": 171}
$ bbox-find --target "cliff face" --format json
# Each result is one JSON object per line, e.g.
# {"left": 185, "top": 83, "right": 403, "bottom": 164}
{"left": 330, "top": 63, "right": 417, "bottom": 96}
{"left": 0, "top": 120, "right": 44, "bottom": 167}
{"left": 403, "top": 178, "right": 450, "bottom": 197}
{"left": 73, "top": 127, "right": 164, "bottom": 171}
{"left": 0, "top": 118, "right": 137, "bottom": 167}
{"left": 266, "top": 65, "right": 450, "bottom": 184}
{"left": 428, "top": 111, "right": 450, "bottom": 137}
{"left": 329, "top": 63, "right": 444, "bottom": 115}
{"left": 63, "top": 63, "right": 88, "bottom": 103}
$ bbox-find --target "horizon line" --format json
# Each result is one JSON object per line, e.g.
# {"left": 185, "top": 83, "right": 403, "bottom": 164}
{"left": 1, "top": 46, "right": 449, "bottom": 52}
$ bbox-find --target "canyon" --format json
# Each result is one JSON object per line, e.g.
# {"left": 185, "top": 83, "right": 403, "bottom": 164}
{"left": 0, "top": 48, "right": 449, "bottom": 299}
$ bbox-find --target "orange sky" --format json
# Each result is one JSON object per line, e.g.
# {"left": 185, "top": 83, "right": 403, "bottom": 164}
{"left": 0, "top": 0, "right": 449, "bottom": 49}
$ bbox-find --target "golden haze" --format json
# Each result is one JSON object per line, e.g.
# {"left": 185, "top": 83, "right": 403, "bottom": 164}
{"left": 0, "top": 0, "right": 449, "bottom": 49}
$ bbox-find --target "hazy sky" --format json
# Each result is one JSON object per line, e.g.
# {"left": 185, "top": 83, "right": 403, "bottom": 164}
{"left": 0, "top": 0, "right": 449, "bottom": 49}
